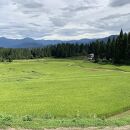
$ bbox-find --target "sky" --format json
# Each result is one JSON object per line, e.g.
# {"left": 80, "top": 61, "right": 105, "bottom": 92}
{"left": 0, "top": 0, "right": 130, "bottom": 40}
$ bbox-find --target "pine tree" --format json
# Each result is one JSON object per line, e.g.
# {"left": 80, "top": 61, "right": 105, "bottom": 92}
{"left": 126, "top": 32, "right": 130, "bottom": 60}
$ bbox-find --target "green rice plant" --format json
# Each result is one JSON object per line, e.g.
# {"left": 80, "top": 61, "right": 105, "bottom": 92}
{"left": 0, "top": 59, "right": 130, "bottom": 120}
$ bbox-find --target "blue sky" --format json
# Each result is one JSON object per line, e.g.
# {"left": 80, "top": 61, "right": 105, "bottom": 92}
{"left": 0, "top": 0, "right": 130, "bottom": 40}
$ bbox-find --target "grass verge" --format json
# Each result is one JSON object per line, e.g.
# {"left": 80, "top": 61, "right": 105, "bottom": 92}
{"left": 1, "top": 114, "right": 130, "bottom": 129}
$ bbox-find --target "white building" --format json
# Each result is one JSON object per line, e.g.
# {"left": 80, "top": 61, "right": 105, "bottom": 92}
{"left": 88, "top": 53, "right": 94, "bottom": 60}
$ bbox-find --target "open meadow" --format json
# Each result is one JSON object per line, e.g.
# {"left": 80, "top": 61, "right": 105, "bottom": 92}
{"left": 0, "top": 58, "right": 130, "bottom": 128}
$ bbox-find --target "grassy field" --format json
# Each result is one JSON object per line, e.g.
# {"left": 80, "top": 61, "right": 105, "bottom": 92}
{"left": 0, "top": 58, "right": 130, "bottom": 128}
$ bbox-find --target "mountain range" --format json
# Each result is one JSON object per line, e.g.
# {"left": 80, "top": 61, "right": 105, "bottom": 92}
{"left": 0, "top": 35, "right": 117, "bottom": 48}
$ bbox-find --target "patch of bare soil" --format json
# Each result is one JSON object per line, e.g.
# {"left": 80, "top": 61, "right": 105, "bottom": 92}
{"left": 109, "top": 110, "right": 130, "bottom": 119}
{"left": 44, "top": 126, "right": 130, "bottom": 130}
{"left": 1, "top": 126, "right": 130, "bottom": 130}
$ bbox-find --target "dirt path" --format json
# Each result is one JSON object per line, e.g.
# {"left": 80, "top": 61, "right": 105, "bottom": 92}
{"left": 109, "top": 110, "right": 130, "bottom": 119}
{"left": 44, "top": 126, "right": 130, "bottom": 130}
{"left": 1, "top": 126, "right": 130, "bottom": 130}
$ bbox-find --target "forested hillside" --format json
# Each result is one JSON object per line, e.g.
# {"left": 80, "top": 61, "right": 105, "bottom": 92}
{"left": 0, "top": 30, "right": 130, "bottom": 64}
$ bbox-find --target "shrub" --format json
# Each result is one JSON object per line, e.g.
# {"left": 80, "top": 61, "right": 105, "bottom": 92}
{"left": 0, "top": 114, "right": 13, "bottom": 126}
{"left": 7, "top": 57, "right": 13, "bottom": 62}
{"left": 22, "top": 115, "right": 33, "bottom": 121}
{"left": 0, "top": 114, "right": 13, "bottom": 122}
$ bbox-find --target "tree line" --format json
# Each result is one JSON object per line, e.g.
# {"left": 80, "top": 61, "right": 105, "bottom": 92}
{"left": 0, "top": 29, "right": 130, "bottom": 64}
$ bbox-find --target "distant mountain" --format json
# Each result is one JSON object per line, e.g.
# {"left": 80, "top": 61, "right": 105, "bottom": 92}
{"left": 99, "top": 35, "right": 118, "bottom": 42}
{"left": 0, "top": 35, "right": 117, "bottom": 48}
{"left": 0, "top": 37, "right": 62, "bottom": 48}
{"left": 62, "top": 35, "right": 117, "bottom": 44}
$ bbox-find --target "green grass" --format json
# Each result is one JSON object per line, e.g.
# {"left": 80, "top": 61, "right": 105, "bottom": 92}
{"left": 0, "top": 58, "right": 130, "bottom": 128}
{"left": 1, "top": 114, "right": 130, "bottom": 129}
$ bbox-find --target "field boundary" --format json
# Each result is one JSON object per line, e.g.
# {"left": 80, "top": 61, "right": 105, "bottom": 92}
{"left": 1, "top": 126, "right": 130, "bottom": 130}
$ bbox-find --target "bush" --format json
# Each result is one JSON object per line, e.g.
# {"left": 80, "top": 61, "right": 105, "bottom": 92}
{"left": 0, "top": 114, "right": 13, "bottom": 122}
{"left": 7, "top": 57, "right": 13, "bottom": 62}
{"left": 0, "top": 114, "right": 13, "bottom": 126}
{"left": 22, "top": 115, "right": 33, "bottom": 121}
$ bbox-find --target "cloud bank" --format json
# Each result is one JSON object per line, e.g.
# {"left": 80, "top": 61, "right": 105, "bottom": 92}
{"left": 0, "top": 0, "right": 130, "bottom": 40}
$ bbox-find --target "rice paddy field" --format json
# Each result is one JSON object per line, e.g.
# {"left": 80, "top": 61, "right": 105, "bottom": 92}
{"left": 1, "top": 58, "right": 130, "bottom": 129}
{"left": 0, "top": 58, "right": 130, "bottom": 120}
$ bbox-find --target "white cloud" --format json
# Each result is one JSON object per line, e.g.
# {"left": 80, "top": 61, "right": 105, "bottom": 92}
{"left": 0, "top": 0, "right": 130, "bottom": 40}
